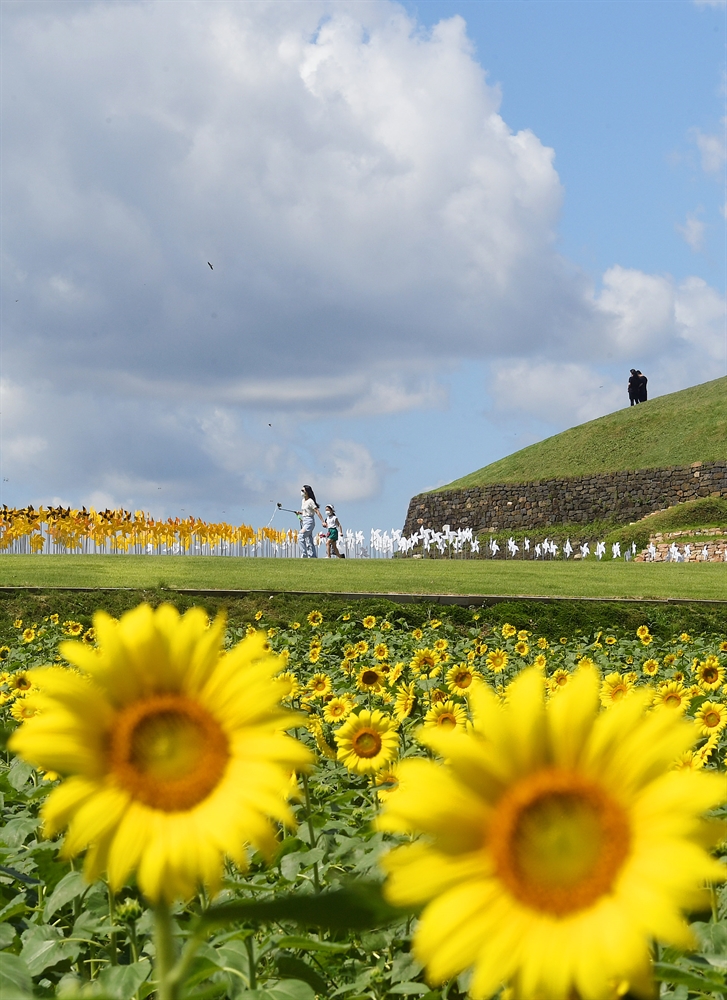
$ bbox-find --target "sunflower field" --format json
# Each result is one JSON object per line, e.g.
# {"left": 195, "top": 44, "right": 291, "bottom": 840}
{"left": 1, "top": 605, "right": 726, "bottom": 1000}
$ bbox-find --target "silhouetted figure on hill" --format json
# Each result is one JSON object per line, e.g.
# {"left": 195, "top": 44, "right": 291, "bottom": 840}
{"left": 636, "top": 370, "right": 648, "bottom": 403}
{"left": 628, "top": 369, "right": 640, "bottom": 405}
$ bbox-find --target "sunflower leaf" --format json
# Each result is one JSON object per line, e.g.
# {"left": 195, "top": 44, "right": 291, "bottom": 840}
{"left": 198, "top": 880, "right": 411, "bottom": 932}
{"left": 653, "top": 961, "right": 726, "bottom": 992}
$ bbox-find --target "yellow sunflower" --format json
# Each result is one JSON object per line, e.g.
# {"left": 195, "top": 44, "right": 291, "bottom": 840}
{"left": 355, "top": 641, "right": 369, "bottom": 656}
{"left": 334, "top": 709, "right": 399, "bottom": 774}
{"left": 679, "top": 633, "right": 691, "bottom": 642}
{"left": 446, "top": 664, "right": 478, "bottom": 694}
{"left": 374, "top": 643, "right": 389, "bottom": 661}
{"left": 533, "top": 654, "right": 547, "bottom": 670}
{"left": 0, "top": 646, "right": 10, "bottom": 662}
{"left": 394, "top": 682, "right": 417, "bottom": 721}
{"left": 548, "top": 669, "right": 570, "bottom": 693}
{"left": 9, "top": 603, "right": 311, "bottom": 903}
{"left": 517, "top": 629, "right": 529, "bottom": 641}
{"left": 428, "top": 619, "right": 442, "bottom": 630}
{"left": 309, "top": 648, "right": 321, "bottom": 664}
{"left": 642, "top": 659, "right": 659, "bottom": 676}
{"left": 636, "top": 625, "right": 651, "bottom": 640}
{"left": 486, "top": 649, "right": 508, "bottom": 674}
{"left": 10, "top": 695, "right": 41, "bottom": 722}
{"left": 514, "top": 642, "right": 529, "bottom": 658}
{"left": 536, "top": 637, "right": 549, "bottom": 650}
{"left": 64, "top": 621, "right": 84, "bottom": 636}
{"left": 374, "top": 766, "right": 400, "bottom": 801}
{"left": 433, "top": 639, "right": 448, "bottom": 652}
{"left": 653, "top": 681, "right": 689, "bottom": 714}
{"left": 9, "top": 671, "right": 33, "bottom": 693}
{"left": 22, "top": 628, "right": 36, "bottom": 643}
{"left": 412, "top": 628, "right": 424, "bottom": 641}
{"left": 411, "top": 649, "right": 438, "bottom": 674}
{"left": 323, "top": 696, "right": 354, "bottom": 723}
{"left": 83, "top": 628, "right": 96, "bottom": 645}
{"left": 501, "top": 623, "right": 517, "bottom": 639}
{"left": 720, "top": 640, "right": 727, "bottom": 653}
{"left": 423, "top": 700, "right": 467, "bottom": 731}
{"left": 278, "top": 671, "right": 301, "bottom": 700}
{"left": 378, "top": 667, "right": 725, "bottom": 1000}
{"left": 357, "top": 665, "right": 385, "bottom": 693}
{"left": 695, "top": 700, "right": 727, "bottom": 737}
{"left": 307, "top": 610, "right": 323, "bottom": 627}
{"left": 600, "top": 673, "right": 635, "bottom": 707}
{"left": 388, "top": 663, "right": 404, "bottom": 686}
{"left": 307, "top": 673, "right": 332, "bottom": 699}
{"left": 695, "top": 657, "right": 725, "bottom": 691}
{"left": 362, "top": 616, "right": 377, "bottom": 629}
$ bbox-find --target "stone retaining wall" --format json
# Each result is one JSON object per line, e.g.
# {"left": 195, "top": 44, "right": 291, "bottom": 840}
{"left": 402, "top": 461, "right": 727, "bottom": 535}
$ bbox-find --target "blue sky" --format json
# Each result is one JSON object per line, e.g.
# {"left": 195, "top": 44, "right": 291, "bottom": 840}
{"left": 1, "top": 0, "right": 725, "bottom": 536}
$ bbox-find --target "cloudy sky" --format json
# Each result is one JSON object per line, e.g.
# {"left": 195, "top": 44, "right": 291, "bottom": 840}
{"left": 1, "top": 0, "right": 725, "bottom": 533}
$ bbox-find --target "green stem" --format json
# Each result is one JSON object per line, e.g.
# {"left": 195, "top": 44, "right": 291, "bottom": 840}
{"left": 245, "top": 935, "right": 257, "bottom": 990}
{"left": 300, "top": 772, "right": 321, "bottom": 892}
{"left": 153, "top": 901, "right": 179, "bottom": 1000}
{"left": 107, "top": 885, "right": 118, "bottom": 966}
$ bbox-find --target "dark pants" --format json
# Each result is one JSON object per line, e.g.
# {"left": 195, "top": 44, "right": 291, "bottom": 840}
{"left": 629, "top": 395, "right": 638, "bottom": 406}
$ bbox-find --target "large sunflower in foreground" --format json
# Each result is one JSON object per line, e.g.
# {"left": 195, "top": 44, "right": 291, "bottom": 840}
{"left": 378, "top": 667, "right": 724, "bottom": 1000}
{"left": 9, "top": 603, "right": 311, "bottom": 903}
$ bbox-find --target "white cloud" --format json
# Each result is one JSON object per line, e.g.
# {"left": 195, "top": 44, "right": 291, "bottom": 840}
{"left": 690, "top": 121, "right": 727, "bottom": 175}
{"left": 591, "top": 266, "right": 725, "bottom": 364}
{"left": 309, "top": 440, "right": 384, "bottom": 503}
{"left": 677, "top": 211, "right": 706, "bottom": 251}
{"left": 490, "top": 361, "right": 623, "bottom": 428}
{"left": 2, "top": 0, "right": 570, "bottom": 405}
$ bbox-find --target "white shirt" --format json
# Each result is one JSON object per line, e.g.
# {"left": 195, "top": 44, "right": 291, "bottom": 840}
{"left": 300, "top": 497, "right": 318, "bottom": 518}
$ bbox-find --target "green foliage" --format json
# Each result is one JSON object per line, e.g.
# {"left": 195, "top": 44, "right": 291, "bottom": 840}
{"left": 440, "top": 375, "right": 727, "bottom": 489}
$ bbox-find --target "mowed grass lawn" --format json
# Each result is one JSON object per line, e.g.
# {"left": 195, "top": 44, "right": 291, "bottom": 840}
{"left": 1, "top": 554, "right": 725, "bottom": 601}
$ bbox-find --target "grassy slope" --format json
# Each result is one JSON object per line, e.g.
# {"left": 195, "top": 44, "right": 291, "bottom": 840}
{"left": 1, "top": 554, "right": 726, "bottom": 601}
{"left": 440, "top": 376, "right": 727, "bottom": 490}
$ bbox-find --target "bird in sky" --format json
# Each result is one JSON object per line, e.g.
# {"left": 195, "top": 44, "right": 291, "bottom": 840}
{"left": 208, "top": 262, "right": 213, "bottom": 270}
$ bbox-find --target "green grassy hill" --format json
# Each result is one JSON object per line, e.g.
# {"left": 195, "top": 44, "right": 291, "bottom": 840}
{"left": 440, "top": 376, "right": 727, "bottom": 490}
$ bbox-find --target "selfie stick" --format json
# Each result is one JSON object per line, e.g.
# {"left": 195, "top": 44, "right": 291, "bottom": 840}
{"left": 277, "top": 503, "right": 301, "bottom": 518}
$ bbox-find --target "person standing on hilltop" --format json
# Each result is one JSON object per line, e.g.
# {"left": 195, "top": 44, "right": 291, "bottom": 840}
{"left": 636, "top": 369, "right": 648, "bottom": 403}
{"left": 628, "top": 369, "right": 640, "bottom": 405}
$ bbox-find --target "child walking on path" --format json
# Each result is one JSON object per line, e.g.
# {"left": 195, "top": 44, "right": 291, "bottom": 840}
{"left": 324, "top": 505, "right": 345, "bottom": 558}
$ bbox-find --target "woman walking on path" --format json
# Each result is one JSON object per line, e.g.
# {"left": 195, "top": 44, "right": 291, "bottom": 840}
{"left": 324, "top": 505, "right": 345, "bottom": 558}
{"left": 297, "top": 485, "right": 323, "bottom": 558}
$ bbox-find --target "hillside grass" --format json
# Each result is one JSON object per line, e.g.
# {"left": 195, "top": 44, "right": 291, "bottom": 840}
{"left": 605, "top": 496, "right": 727, "bottom": 549}
{"left": 1, "top": 554, "right": 725, "bottom": 602}
{"left": 440, "top": 376, "right": 727, "bottom": 489}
